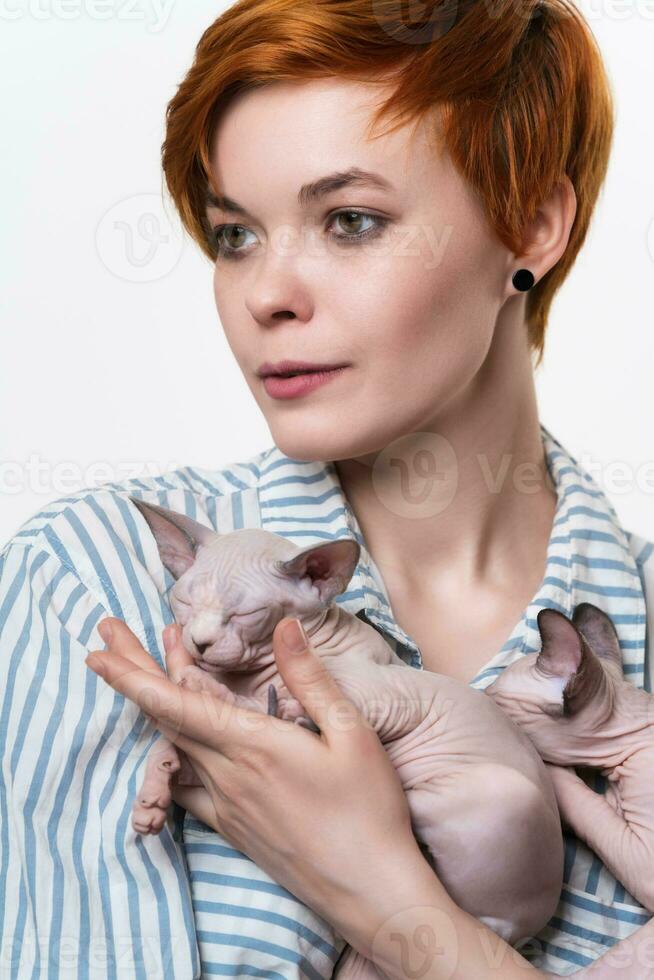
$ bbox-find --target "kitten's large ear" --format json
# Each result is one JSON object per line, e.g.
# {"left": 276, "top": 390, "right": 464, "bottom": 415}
{"left": 536, "top": 609, "right": 583, "bottom": 678}
{"left": 274, "top": 538, "right": 360, "bottom": 605}
{"left": 572, "top": 602, "right": 623, "bottom": 674}
{"left": 536, "top": 608, "right": 608, "bottom": 715}
{"left": 129, "top": 497, "right": 216, "bottom": 579}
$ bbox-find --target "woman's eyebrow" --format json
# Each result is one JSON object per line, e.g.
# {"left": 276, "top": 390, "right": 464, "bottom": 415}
{"left": 205, "top": 167, "right": 396, "bottom": 219}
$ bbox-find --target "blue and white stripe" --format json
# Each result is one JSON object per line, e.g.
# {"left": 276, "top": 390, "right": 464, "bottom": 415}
{"left": 0, "top": 422, "right": 652, "bottom": 977}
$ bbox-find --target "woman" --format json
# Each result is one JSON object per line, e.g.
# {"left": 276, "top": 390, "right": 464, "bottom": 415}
{"left": 1, "top": 0, "right": 653, "bottom": 976}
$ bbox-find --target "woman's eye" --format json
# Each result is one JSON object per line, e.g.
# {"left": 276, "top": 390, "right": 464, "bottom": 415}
{"left": 330, "top": 211, "right": 382, "bottom": 239}
{"left": 210, "top": 210, "right": 389, "bottom": 261}
{"left": 211, "top": 224, "right": 257, "bottom": 258}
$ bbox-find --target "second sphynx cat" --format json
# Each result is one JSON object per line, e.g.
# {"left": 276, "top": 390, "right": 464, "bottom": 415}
{"left": 486, "top": 601, "right": 654, "bottom": 917}
{"left": 126, "top": 496, "right": 564, "bottom": 977}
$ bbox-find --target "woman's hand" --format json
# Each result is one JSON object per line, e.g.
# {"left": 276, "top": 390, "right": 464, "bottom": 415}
{"left": 85, "top": 621, "right": 654, "bottom": 979}
{"left": 85, "top": 615, "right": 426, "bottom": 944}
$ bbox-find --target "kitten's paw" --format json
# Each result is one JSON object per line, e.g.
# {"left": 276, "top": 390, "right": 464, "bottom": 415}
{"left": 275, "top": 694, "right": 321, "bottom": 733}
{"left": 277, "top": 696, "right": 306, "bottom": 722}
{"left": 131, "top": 797, "right": 170, "bottom": 835}
{"left": 178, "top": 666, "right": 236, "bottom": 701}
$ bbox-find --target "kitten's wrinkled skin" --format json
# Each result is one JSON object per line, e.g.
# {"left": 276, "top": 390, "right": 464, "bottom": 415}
{"left": 128, "top": 496, "right": 563, "bottom": 974}
{"left": 486, "top": 602, "right": 654, "bottom": 914}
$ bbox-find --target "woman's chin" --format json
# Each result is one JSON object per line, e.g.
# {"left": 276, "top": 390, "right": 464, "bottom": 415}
{"left": 268, "top": 424, "right": 368, "bottom": 463}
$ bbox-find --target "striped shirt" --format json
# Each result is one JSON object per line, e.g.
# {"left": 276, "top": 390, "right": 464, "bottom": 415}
{"left": 1, "top": 422, "right": 653, "bottom": 979}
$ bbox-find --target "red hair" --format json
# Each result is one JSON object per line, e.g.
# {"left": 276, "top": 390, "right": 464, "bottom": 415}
{"left": 161, "top": 0, "right": 614, "bottom": 366}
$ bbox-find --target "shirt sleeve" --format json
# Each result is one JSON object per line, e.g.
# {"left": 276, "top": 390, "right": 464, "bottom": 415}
{"left": 0, "top": 541, "right": 201, "bottom": 980}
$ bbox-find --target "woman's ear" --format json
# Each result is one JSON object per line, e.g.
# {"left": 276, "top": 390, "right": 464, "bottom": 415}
{"left": 505, "top": 174, "right": 578, "bottom": 299}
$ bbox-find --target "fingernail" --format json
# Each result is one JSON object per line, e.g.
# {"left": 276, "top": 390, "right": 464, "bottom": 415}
{"left": 85, "top": 655, "right": 106, "bottom": 678}
{"left": 282, "top": 618, "right": 308, "bottom": 654}
{"left": 97, "top": 620, "right": 113, "bottom": 644}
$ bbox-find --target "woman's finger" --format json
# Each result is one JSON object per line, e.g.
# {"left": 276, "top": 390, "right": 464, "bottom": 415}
{"left": 85, "top": 643, "right": 272, "bottom": 757}
{"left": 86, "top": 648, "right": 213, "bottom": 757}
{"left": 94, "top": 617, "right": 168, "bottom": 677}
{"left": 90, "top": 619, "right": 222, "bottom": 757}
{"left": 95, "top": 618, "right": 196, "bottom": 688}
{"left": 170, "top": 784, "right": 221, "bottom": 833}
{"left": 162, "top": 622, "right": 198, "bottom": 684}
{"left": 272, "top": 618, "right": 369, "bottom": 743}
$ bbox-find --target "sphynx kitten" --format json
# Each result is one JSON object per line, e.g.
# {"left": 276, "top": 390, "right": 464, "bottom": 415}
{"left": 127, "top": 496, "right": 564, "bottom": 975}
{"left": 486, "top": 602, "right": 654, "bottom": 917}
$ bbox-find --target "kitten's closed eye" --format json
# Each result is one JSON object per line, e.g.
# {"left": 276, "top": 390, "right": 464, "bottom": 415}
{"left": 229, "top": 609, "right": 268, "bottom": 623}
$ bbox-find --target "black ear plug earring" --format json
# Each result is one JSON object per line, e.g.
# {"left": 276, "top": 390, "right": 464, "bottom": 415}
{"left": 512, "top": 269, "right": 535, "bottom": 292}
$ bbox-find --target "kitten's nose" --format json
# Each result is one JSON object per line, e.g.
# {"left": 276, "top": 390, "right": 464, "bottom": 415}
{"left": 191, "top": 633, "right": 211, "bottom": 656}
{"left": 191, "top": 613, "right": 222, "bottom": 655}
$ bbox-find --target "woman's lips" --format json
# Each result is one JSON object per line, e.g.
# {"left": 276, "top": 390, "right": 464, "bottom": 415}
{"left": 262, "top": 366, "right": 349, "bottom": 399}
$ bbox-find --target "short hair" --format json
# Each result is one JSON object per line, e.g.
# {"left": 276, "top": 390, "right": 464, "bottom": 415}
{"left": 161, "top": 0, "right": 614, "bottom": 367}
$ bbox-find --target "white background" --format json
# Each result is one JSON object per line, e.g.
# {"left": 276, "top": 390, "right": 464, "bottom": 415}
{"left": 1, "top": 0, "right": 653, "bottom": 548}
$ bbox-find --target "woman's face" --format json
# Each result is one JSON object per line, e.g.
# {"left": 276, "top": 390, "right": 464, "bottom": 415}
{"left": 206, "top": 77, "right": 516, "bottom": 462}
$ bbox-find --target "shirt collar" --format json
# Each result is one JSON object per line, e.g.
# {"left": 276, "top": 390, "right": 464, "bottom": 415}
{"left": 256, "top": 423, "right": 647, "bottom": 689}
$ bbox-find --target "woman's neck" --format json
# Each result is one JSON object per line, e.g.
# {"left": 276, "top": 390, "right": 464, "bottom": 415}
{"left": 333, "top": 321, "right": 558, "bottom": 597}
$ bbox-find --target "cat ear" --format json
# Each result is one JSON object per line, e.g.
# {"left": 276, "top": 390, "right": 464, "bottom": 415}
{"left": 536, "top": 608, "right": 607, "bottom": 715}
{"left": 536, "top": 609, "right": 583, "bottom": 679}
{"left": 274, "top": 538, "right": 360, "bottom": 605}
{"left": 572, "top": 602, "right": 623, "bottom": 673}
{"left": 129, "top": 496, "right": 216, "bottom": 579}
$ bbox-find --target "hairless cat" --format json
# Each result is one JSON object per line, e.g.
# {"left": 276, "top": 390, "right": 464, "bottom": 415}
{"left": 128, "top": 496, "right": 566, "bottom": 978}
{"left": 486, "top": 602, "right": 654, "bottom": 918}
